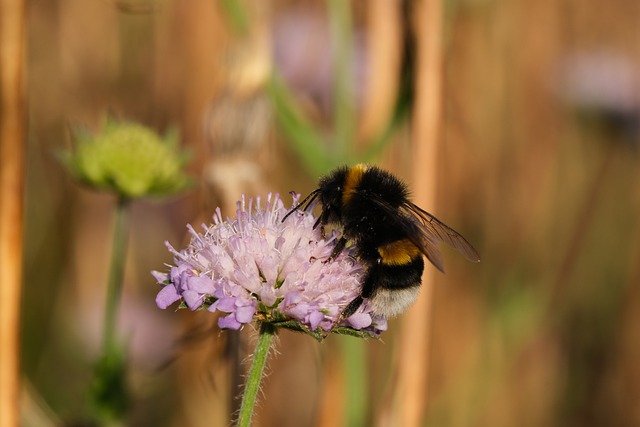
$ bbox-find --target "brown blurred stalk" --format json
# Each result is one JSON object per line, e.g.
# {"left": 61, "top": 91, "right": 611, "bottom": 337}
{"left": 359, "top": 0, "right": 402, "bottom": 145}
{"left": 386, "top": 0, "right": 443, "bottom": 425}
{"left": 0, "top": 0, "right": 27, "bottom": 426}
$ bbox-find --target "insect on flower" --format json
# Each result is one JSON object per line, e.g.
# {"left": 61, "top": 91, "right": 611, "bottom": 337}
{"left": 283, "top": 164, "right": 480, "bottom": 319}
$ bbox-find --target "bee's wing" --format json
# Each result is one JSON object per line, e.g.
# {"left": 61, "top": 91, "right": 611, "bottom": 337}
{"left": 400, "top": 202, "right": 481, "bottom": 267}
{"left": 365, "top": 194, "right": 479, "bottom": 272}
{"left": 403, "top": 217, "right": 447, "bottom": 273}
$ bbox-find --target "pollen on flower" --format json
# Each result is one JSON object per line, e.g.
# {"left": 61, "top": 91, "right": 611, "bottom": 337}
{"left": 151, "top": 193, "right": 387, "bottom": 337}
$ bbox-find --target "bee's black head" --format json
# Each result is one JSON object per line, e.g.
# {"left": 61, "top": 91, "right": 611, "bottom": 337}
{"left": 317, "top": 166, "right": 350, "bottom": 225}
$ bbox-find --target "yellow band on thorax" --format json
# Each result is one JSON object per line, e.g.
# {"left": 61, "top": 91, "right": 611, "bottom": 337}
{"left": 341, "top": 164, "right": 367, "bottom": 205}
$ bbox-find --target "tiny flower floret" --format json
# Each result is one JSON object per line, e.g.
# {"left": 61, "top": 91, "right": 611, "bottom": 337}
{"left": 152, "top": 194, "right": 387, "bottom": 335}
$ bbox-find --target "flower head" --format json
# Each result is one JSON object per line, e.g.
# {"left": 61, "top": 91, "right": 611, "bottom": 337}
{"left": 61, "top": 119, "right": 191, "bottom": 199}
{"left": 152, "top": 193, "right": 387, "bottom": 339}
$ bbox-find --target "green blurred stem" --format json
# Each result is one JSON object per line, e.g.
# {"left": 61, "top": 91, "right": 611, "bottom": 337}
{"left": 101, "top": 196, "right": 130, "bottom": 354}
{"left": 237, "top": 323, "right": 275, "bottom": 427}
{"left": 343, "top": 337, "right": 367, "bottom": 427}
{"left": 219, "top": 0, "right": 249, "bottom": 36}
{"left": 328, "top": 0, "right": 355, "bottom": 162}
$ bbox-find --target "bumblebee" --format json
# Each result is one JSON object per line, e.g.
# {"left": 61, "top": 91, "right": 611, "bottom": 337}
{"left": 283, "top": 164, "right": 480, "bottom": 318}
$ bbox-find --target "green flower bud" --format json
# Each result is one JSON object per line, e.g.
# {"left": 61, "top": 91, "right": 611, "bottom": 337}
{"left": 62, "top": 120, "right": 191, "bottom": 199}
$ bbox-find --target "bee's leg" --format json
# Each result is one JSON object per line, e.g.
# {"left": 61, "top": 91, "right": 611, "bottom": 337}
{"left": 333, "top": 266, "right": 375, "bottom": 328}
{"left": 341, "top": 295, "right": 364, "bottom": 319}
{"left": 313, "top": 209, "right": 330, "bottom": 230}
{"left": 326, "top": 237, "right": 347, "bottom": 262}
{"left": 326, "top": 295, "right": 363, "bottom": 336}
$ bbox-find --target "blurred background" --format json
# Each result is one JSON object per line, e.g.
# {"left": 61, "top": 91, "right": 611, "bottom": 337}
{"left": 20, "top": 0, "right": 640, "bottom": 426}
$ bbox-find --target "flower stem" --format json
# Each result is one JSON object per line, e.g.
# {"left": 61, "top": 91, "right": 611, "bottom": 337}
{"left": 89, "top": 196, "right": 131, "bottom": 424}
{"left": 102, "top": 196, "right": 130, "bottom": 354}
{"left": 237, "top": 323, "right": 275, "bottom": 427}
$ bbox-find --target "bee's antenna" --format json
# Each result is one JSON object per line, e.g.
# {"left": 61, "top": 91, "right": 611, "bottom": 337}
{"left": 282, "top": 189, "right": 320, "bottom": 223}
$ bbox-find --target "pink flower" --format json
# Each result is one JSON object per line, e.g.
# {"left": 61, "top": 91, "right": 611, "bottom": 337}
{"left": 152, "top": 194, "right": 386, "bottom": 337}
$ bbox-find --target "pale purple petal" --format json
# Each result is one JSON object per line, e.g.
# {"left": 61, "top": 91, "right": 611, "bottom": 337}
{"left": 372, "top": 318, "right": 388, "bottom": 331}
{"left": 282, "top": 292, "right": 302, "bottom": 307}
{"left": 156, "top": 285, "right": 180, "bottom": 309}
{"left": 218, "top": 314, "right": 242, "bottom": 330}
{"left": 236, "top": 304, "right": 257, "bottom": 323}
{"left": 259, "top": 288, "right": 278, "bottom": 307}
{"left": 182, "top": 290, "right": 203, "bottom": 311}
{"left": 286, "top": 302, "right": 311, "bottom": 319}
{"left": 151, "top": 270, "right": 168, "bottom": 283}
{"left": 347, "top": 313, "right": 372, "bottom": 329}
{"left": 215, "top": 297, "right": 237, "bottom": 313}
{"left": 187, "top": 276, "right": 215, "bottom": 294}
{"left": 308, "top": 311, "right": 325, "bottom": 331}
{"left": 170, "top": 264, "right": 191, "bottom": 284}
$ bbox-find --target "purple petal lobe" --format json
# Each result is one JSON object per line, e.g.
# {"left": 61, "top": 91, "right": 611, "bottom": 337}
{"left": 156, "top": 285, "right": 180, "bottom": 309}
{"left": 347, "top": 313, "right": 372, "bottom": 330}
{"left": 151, "top": 270, "right": 168, "bottom": 283}
{"left": 182, "top": 290, "right": 202, "bottom": 311}
{"left": 235, "top": 304, "right": 257, "bottom": 323}
{"left": 308, "top": 311, "right": 325, "bottom": 331}
{"left": 218, "top": 314, "right": 242, "bottom": 330}
{"left": 187, "top": 275, "right": 215, "bottom": 294}
{"left": 215, "top": 297, "right": 237, "bottom": 313}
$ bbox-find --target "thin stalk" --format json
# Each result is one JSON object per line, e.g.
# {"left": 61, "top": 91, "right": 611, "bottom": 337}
{"left": 392, "top": 0, "right": 444, "bottom": 425}
{"left": 328, "top": 0, "right": 355, "bottom": 163}
{"left": 549, "top": 144, "right": 616, "bottom": 309}
{"left": 90, "top": 196, "right": 131, "bottom": 425}
{"left": 0, "top": 0, "right": 27, "bottom": 425}
{"left": 237, "top": 323, "right": 275, "bottom": 427}
{"left": 101, "top": 196, "right": 130, "bottom": 355}
{"left": 343, "top": 337, "right": 367, "bottom": 427}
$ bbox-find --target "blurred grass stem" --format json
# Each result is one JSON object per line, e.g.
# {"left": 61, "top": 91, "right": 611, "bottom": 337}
{"left": 343, "top": 337, "right": 367, "bottom": 427}
{"left": 102, "top": 197, "right": 130, "bottom": 355}
{"left": 237, "top": 323, "right": 275, "bottom": 427}
{"left": 550, "top": 144, "right": 616, "bottom": 307}
{"left": 0, "top": 0, "right": 26, "bottom": 425}
{"left": 219, "top": 0, "right": 250, "bottom": 36}
{"left": 328, "top": 0, "right": 355, "bottom": 162}
{"left": 90, "top": 196, "right": 131, "bottom": 424}
{"left": 391, "top": 0, "right": 443, "bottom": 425}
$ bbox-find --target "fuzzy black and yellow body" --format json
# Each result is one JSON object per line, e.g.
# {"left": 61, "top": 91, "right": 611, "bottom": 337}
{"left": 284, "top": 164, "right": 480, "bottom": 318}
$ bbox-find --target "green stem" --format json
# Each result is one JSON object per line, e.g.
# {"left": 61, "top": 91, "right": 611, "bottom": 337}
{"left": 343, "top": 337, "right": 367, "bottom": 427}
{"left": 102, "top": 196, "right": 130, "bottom": 354}
{"left": 237, "top": 323, "right": 275, "bottom": 427}
{"left": 328, "top": 0, "right": 355, "bottom": 162}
